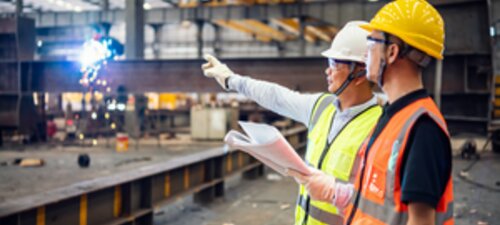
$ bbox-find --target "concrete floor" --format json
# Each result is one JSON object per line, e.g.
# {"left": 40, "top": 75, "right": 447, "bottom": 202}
{"left": 153, "top": 138, "right": 500, "bottom": 225}
{"left": 0, "top": 135, "right": 222, "bottom": 202}
{"left": 0, "top": 137, "right": 499, "bottom": 224}
{"left": 154, "top": 173, "right": 297, "bottom": 225}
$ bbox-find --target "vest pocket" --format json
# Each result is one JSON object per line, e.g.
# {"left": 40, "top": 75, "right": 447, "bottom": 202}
{"left": 326, "top": 147, "right": 356, "bottom": 182}
{"left": 364, "top": 163, "right": 386, "bottom": 204}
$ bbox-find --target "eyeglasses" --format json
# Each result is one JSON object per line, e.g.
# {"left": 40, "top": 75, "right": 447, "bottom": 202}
{"left": 328, "top": 58, "right": 352, "bottom": 69}
{"left": 367, "top": 36, "right": 391, "bottom": 45}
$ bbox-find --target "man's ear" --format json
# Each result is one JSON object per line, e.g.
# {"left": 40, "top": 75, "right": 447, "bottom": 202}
{"left": 386, "top": 44, "right": 399, "bottom": 65}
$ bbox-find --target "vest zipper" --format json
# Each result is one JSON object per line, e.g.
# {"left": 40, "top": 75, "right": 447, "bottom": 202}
{"left": 345, "top": 106, "right": 381, "bottom": 225}
{"left": 303, "top": 104, "right": 377, "bottom": 225}
{"left": 302, "top": 111, "right": 336, "bottom": 225}
{"left": 345, "top": 139, "right": 370, "bottom": 225}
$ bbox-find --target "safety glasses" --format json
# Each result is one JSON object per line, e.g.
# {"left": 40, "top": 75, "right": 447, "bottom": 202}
{"left": 367, "top": 36, "right": 391, "bottom": 45}
{"left": 328, "top": 58, "right": 352, "bottom": 69}
{"left": 367, "top": 36, "right": 391, "bottom": 50}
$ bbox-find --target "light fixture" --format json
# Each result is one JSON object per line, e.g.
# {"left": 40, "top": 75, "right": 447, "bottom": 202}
{"left": 117, "top": 103, "right": 126, "bottom": 111}
{"left": 143, "top": 3, "right": 152, "bottom": 10}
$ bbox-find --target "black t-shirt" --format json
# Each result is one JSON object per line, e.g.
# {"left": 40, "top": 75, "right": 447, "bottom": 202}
{"left": 365, "top": 89, "right": 452, "bottom": 208}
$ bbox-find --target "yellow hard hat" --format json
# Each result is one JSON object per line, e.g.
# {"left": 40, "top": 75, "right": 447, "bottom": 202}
{"left": 360, "top": 0, "right": 445, "bottom": 59}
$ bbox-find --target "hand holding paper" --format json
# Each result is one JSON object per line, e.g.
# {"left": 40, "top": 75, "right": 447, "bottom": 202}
{"left": 287, "top": 168, "right": 336, "bottom": 203}
{"left": 287, "top": 168, "right": 353, "bottom": 207}
{"left": 224, "top": 121, "right": 312, "bottom": 176}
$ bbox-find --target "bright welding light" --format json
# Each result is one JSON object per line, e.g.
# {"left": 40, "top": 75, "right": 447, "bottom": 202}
{"left": 79, "top": 37, "right": 123, "bottom": 87}
{"left": 79, "top": 39, "right": 110, "bottom": 72}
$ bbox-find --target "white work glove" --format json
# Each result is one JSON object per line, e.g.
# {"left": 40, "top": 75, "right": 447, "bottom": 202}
{"left": 287, "top": 168, "right": 337, "bottom": 203}
{"left": 201, "top": 54, "right": 235, "bottom": 90}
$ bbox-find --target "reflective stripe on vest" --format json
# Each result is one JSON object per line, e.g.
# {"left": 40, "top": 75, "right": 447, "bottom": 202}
{"left": 295, "top": 94, "right": 382, "bottom": 225}
{"left": 352, "top": 193, "right": 454, "bottom": 225}
{"left": 345, "top": 97, "right": 454, "bottom": 225}
{"left": 297, "top": 195, "right": 344, "bottom": 225}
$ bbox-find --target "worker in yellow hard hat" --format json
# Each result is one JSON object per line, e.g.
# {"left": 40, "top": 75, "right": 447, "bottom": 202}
{"left": 202, "top": 21, "right": 383, "bottom": 225}
{"left": 288, "top": 0, "right": 454, "bottom": 224}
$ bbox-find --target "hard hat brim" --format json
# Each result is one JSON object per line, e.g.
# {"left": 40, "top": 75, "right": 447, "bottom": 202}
{"left": 359, "top": 23, "right": 375, "bottom": 33}
{"left": 321, "top": 49, "right": 365, "bottom": 63}
{"left": 358, "top": 23, "right": 444, "bottom": 60}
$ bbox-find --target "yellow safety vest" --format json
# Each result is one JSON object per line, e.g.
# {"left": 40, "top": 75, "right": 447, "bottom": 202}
{"left": 295, "top": 94, "right": 382, "bottom": 225}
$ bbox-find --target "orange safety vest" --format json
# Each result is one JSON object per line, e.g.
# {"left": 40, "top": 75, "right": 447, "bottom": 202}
{"left": 344, "top": 97, "right": 454, "bottom": 225}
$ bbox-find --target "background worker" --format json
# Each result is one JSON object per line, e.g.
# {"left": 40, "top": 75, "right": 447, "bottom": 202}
{"left": 201, "top": 21, "right": 382, "bottom": 225}
{"left": 289, "top": 1, "right": 454, "bottom": 224}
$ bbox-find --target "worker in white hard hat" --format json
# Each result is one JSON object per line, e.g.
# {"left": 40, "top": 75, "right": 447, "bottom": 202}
{"left": 202, "top": 21, "right": 382, "bottom": 225}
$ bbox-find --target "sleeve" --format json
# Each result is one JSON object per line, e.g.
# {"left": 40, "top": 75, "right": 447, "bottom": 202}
{"left": 400, "top": 115, "right": 452, "bottom": 208}
{"left": 228, "top": 74, "right": 324, "bottom": 126}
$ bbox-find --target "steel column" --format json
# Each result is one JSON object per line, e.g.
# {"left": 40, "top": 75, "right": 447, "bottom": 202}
{"left": 125, "top": 0, "right": 145, "bottom": 59}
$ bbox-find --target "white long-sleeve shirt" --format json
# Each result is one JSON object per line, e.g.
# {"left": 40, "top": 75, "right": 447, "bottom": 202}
{"left": 228, "top": 74, "right": 379, "bottom": 143}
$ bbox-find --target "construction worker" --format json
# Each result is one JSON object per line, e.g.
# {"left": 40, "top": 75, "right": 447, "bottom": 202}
{"left": 202, "top": 21, "right": 383, "bottom": 225}
{"left": 288, "top": 0, "right": 454, "bottom": 224}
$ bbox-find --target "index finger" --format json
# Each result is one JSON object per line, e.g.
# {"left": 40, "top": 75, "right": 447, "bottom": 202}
{"left": 204, "top": 54, "right": 221, "bottom": 66}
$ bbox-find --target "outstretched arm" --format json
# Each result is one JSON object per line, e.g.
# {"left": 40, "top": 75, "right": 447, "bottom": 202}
{"left": 229, "top": 75, "right": 321, "bottom": 125}
{"left": 202, "top": 54, "right": 323, "bottom": 126}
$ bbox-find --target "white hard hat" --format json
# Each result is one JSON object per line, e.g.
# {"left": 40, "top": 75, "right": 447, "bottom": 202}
{"left": 321, "top": 21, "right": 370, "bottom": 63}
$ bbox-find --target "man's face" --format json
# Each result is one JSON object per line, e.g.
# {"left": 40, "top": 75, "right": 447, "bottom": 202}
{"left": 365, "top": 30, "right": 387, "bottom": 83}
{"left": 325, "top": 58, "right": 352, "bottom": 94}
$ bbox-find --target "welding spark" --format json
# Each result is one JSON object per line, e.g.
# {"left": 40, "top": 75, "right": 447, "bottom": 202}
{"left": 79, "top": 37, "right": 123, "bottom": 87}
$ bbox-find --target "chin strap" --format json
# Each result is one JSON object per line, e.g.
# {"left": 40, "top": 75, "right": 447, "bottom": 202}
{"left": 334, "top": 63, "right": 366, "bottom": 96}
{"left": 377, "top": 59, "right": 387, "bottom": 88}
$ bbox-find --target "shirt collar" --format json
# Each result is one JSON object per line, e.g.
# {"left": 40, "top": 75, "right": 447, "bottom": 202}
{"left": 384, "top": 89, "right": 429, "bottom": 117}
{"left": 333, "top": 94, "right": 378, "bottom": 117}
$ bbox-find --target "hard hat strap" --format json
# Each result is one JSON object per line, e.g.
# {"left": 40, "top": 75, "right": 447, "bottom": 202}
{"left": 387, "top": 33, "right": 432, "bottom": 68}
{"left": 377, "top": 60, "right": 387, "bottom": 88}
{"left": 407, "top": 49, "right": 432, "bottom": 67}
{"left": 333, "top": 63, "right": 366, "bottom": 96}
{"left": 376, "top": 32, "right": 389, "bottom": 88}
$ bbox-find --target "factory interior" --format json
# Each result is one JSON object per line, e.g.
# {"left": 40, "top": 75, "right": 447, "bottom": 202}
{"left": 0, "top": 0, "right": 500, "bottom": 225}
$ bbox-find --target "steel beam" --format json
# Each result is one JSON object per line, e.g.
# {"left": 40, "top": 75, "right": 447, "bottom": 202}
{"left": 22, "top": 57, "right": 328, "bottom": 93}
{"left": 0, "top": 126, "right": 308, "bottom": 225}
{"left": 26, "top": 1, "right": 388, "bottom": 28}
